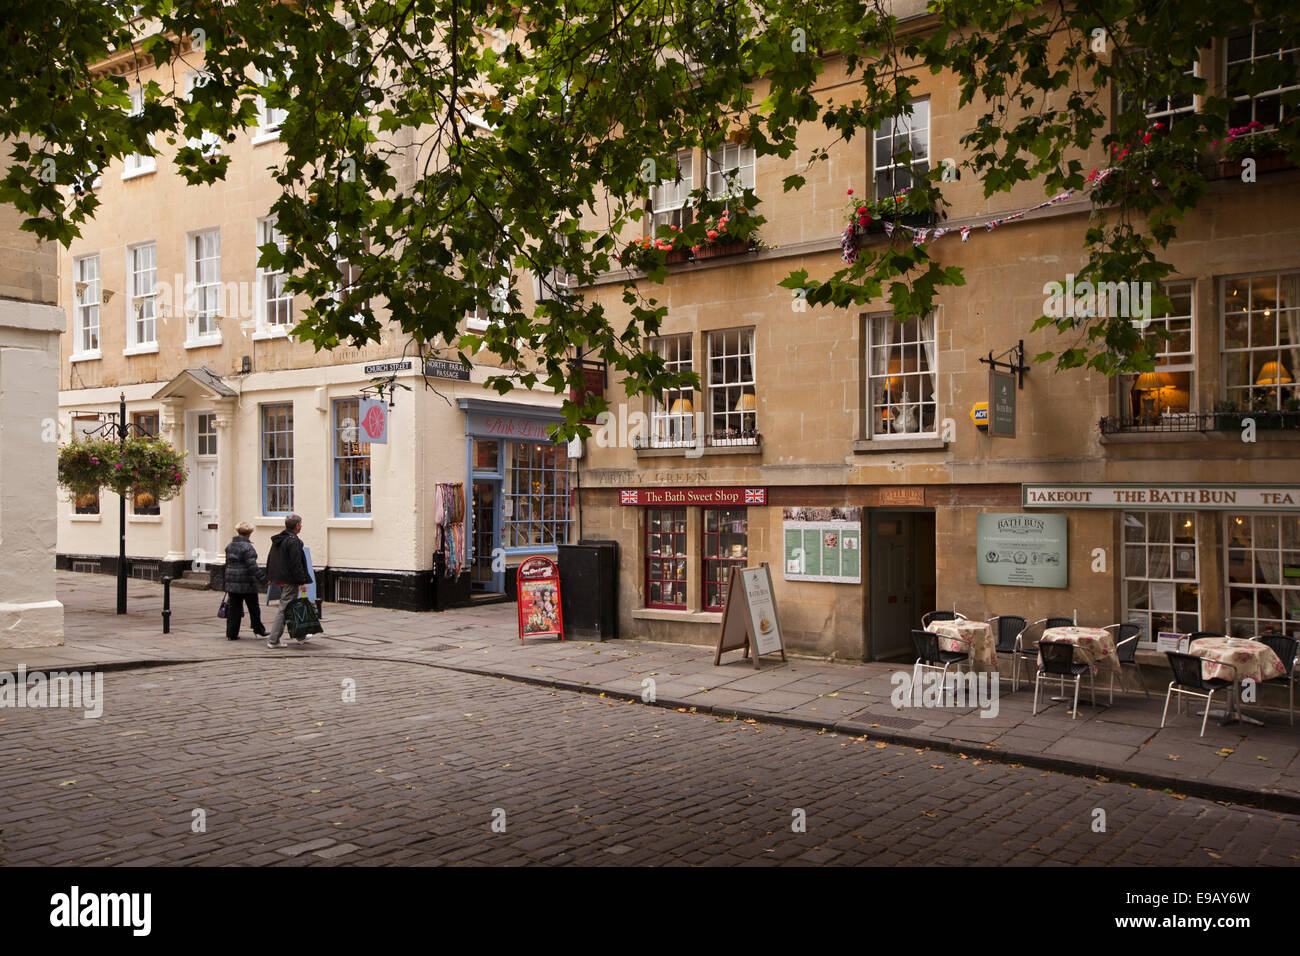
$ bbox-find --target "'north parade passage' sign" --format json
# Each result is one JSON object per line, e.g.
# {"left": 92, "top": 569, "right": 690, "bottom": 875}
{"left": 976, "top": 513, "right": 1068, "bottom": 589}
{"left": 1023, "top": 483, "right": 1300, "bottom": 511}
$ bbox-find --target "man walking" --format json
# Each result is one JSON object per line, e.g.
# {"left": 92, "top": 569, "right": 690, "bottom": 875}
{"left": 264, "top": 513, "right": 313, "bottom": 648}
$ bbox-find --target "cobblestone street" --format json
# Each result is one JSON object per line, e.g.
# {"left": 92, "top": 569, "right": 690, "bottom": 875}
{"left": 2, "top": 656, "right": 1298, "bottom": 866}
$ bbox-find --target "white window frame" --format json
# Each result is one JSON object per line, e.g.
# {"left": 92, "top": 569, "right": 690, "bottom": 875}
{"left": 253, "top": 66, "right": 288, "bottom": 144}
{"left": 1120, "top": 280, "right": 1196, "bottom": 419}
{"left": 707, "top": 143, "right": 755, "bottom": 199}
{"left": 255, "top": 217, "right": 292, "bottom": 337}
{"left": 873, "top": 97, "right": 930, "bottom": 199}
{"left": 865, "top": 313, "right": 938, "bottom": 439}
{"left": 650, "top": 335, "right": 695, "bottom": 448}
{"left": 1143, "top": 63, "right": 1200, "bottom": 127}
{"left": 124, "top": 241, "right": 158, "bottom": 354}
{"left": 650, "top": 150, "right": 694, "bottom": 234}
{"left": 185, "top": 70, "right": 222, "bottom": 156}
{"left": 1123, "top": 511, "right": 1201, "bottom": 643}
{"left": 1221, "top": 270, "right": 1300, "bottom": 412}
{"left": 72, "top": 254, "right": 101, "bottom": 361}
{"left": 122, "top": 86, "right": 155, "bottom": 179}
{"left": 185, "top": 228, "right": 222, "bottom": 347}
{"left": 1225, "top": 20, "right": 1300, "bottom": 130}
{"left": 706, "top": 328, "right": 757, "bottom": 444}
{"left": 1225, "top": 513, "right": 1300, "bottom": 639}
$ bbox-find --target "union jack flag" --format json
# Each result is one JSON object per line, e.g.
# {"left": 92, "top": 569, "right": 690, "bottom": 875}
{"left": 620, "top": 490, "right": 639, "bottom": 505}
{"left": 744, "top": 488, "right": 765, "bottom": 504}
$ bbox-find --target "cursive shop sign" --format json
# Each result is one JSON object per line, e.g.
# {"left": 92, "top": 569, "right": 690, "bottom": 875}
{"left": 1023, "top": 483, "right": 1300, "bottom": 511}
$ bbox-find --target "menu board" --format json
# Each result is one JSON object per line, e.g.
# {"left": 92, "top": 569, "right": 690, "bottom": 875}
{"left": 782, "top": 507, "right": 862, "bottom": 583}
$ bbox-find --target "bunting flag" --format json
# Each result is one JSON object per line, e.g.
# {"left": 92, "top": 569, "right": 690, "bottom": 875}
{"left": 883, "top": 221, "right": 895, "bottom": 237}
{"left": 960, "top": 226, "right": 972, "bottom": 242}
{"left": 910, "top": 227, "right": 930, "bottom": 245}
{"left": 932, "top": 227, "right": 949, "bottom": 241}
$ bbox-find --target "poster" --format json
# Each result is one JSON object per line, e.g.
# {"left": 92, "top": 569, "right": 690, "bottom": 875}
{"left": 781, "top": 507, "right": 862, "bottom": 583}
{"left": 516, "top": 555, "right": 563, "bottom": 641}
{"left": 976, "top": 513, "right": 1068, "bottom": 588}
{"left": 741, "top": 567, "right": 784, "bottom": 656}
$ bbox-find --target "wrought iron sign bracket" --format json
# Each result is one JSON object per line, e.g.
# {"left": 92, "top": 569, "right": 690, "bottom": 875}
{"left": 979, "top": 339, "right": 1030, "bottom": 389}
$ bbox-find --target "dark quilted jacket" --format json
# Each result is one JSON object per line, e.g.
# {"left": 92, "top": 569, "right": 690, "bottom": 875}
{"left": 223, "top": 536, "right": 267, "bottom": 593}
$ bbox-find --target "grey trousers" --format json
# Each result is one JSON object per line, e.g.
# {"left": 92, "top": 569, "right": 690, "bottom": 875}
{"left": 267, "top": 590, "right": 298, "bottom": 643}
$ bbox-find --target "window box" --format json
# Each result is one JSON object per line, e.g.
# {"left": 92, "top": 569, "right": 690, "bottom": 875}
{"left": 1218, "top": 149, "right": 1294, "bottom": 178}
{"left": 691, "top": 239, "right": 752, "bottom": 260}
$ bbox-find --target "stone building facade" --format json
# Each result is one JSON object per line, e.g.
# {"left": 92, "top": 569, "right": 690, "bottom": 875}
{"left": 574, "top": 29, "right": 1300, "bottom": 660}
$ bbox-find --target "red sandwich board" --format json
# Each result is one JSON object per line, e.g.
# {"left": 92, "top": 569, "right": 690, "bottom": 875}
{"left": 517, "top": 556, "right": 564, "bottom": 643}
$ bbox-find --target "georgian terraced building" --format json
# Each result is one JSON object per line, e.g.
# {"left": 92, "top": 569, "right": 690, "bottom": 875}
{"left": 574, "top": 14, "right": 1300, "bottom": 660}
{"left": 55, "top": 28, "right": 572, "bottom": 610}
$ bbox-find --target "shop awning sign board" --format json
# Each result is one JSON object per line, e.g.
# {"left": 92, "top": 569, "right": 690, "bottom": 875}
{"left": 714, "top": 564, "right": 786, "bottom": 669}
{"left": 1023, "top": 483, "right": 1300, "bottom": 511}
{"left": 619, "top": 487, "right": 766, "bottom": 507}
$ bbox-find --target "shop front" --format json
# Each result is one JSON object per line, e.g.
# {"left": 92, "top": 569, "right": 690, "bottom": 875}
{"left": 1022, "top": 483, "right": 1300, "bottom": 642}
{"left": 458, "top": 399, "right": 571, "bottom": 596}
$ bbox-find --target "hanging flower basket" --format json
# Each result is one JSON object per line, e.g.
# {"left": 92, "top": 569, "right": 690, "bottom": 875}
{"left": 58, "top": 436, "right": 189, "bottom": 503}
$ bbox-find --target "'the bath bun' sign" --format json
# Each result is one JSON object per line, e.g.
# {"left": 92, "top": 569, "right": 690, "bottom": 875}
{"left": 714, "top": 564, "right": 786, "bottom": 669}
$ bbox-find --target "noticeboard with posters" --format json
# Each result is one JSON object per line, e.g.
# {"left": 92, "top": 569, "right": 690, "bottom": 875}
{"left": 976, "top": 513, "right": 1068, "bottom": 588}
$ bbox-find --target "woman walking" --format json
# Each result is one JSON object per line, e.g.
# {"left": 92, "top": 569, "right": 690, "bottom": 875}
{"left": 223, "top": 522, "right": 269, "bottom": 640}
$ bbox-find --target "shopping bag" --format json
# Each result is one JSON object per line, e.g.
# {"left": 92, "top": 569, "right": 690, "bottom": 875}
{"left": 285, "top": 596, "right": 324, "bottom": 641}
{"left": 217, "top": 596, "right": 229, "bottom": 619}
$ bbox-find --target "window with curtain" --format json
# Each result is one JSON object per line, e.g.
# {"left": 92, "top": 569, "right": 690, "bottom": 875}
{"left": 873, "top": 98, "right": 929, "bottom": 198}
{"left": 1124, "top": 511, "right": 1200, "bottom": 641}
{"left": 73, "top": 254, "right": 100, "bottom": 355}
{"left": 127, "top": 242, "right": 157, "bottom": 349}
{"left": 1226, "top": 513, "right": 1300, "bottom": 638}
{"left": 185, "top": 70, "right": 221, "bottom": 156}
{"left": 650, "top": 335, "right": 695, "bottom": 447}
{"left": 1222, "top": 271, "right": 1300, "bottom": 412}
{"left": 258, "top": 218, "right": 292, "bottom": 329}
{"left": 187, "top": 229, "right": 221, "bottom": 339}
{"left": 1121, "top": 281, "right": 1195, "bottom": 421}
{"left": 707, "top": 328, "right": 756, "bottom": 443}
{"left": 650, "top": 150, "right": 694, "bottom": 233}
{"left": 865, "top": 313, "right": 937, "bottom": 437}
{"left": 646, "top": 508, "right": 687, "bottom": 609}
{"left": 123, "top": 86, "right": 155, "bottom": 175}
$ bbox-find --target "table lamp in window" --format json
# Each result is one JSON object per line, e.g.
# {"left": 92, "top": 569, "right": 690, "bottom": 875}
{"left": 1134, "top": 371, "right": 1173, "bottom": 418}
{"left": 733, "top": 392, "right": 757, "bottom": 434}
{"left": 1256, "top": 361, "right": 1293, "bottom": 387}
{"left": 669, "top": 396, "right": 693, "bottom": 443}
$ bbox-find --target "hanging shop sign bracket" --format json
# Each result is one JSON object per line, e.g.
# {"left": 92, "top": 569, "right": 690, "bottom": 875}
{"left": 978, "top": 340, "right": 1030, "bottom": 389}
{"left": 360, "top": 374, "right": 411, "bottom": 408}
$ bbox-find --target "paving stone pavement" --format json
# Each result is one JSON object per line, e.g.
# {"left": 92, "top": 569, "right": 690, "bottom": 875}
{"left": 3, "top": 573, "right": 1300, "bottom": 813}
{"left": 2, "top": 657, "right": 1299, "bottom": 866}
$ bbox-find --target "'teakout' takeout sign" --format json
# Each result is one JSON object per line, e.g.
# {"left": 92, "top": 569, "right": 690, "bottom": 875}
{"left": 1023, "top": 483, "right": 1300, "bottom": 510}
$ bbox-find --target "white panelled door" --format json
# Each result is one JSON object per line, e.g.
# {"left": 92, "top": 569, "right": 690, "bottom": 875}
{"left": 190, "top": 411, "right": 220, "bottom": 565}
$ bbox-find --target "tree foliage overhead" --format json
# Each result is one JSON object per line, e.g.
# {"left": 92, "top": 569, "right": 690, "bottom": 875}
{"left": 2, "top": 0, "right": 1297, "bottom": 438}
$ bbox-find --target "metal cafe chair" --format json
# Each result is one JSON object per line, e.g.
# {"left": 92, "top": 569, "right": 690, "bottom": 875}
{"left": 1102, "top": 622, "right": 1148, "bottom": 702}
{"left": 1187, "top": 631, "right": 1225, "bottom": 647}
{"left": 1044, "top": 616, "right": 1075, "bottom": 631}
{"left": 921, "top": 609, "right": 967, "bottom": 629}
{"left": 1161, "top": 652, "right": 1237, "bottom": 738}
{"left": 910, "top": 628, "right": 970, "bottom": 696}
{"left": 1033, "top": 639, "right": 1095, "bottom": 719}
{"left": 1257, "top": 634, "right": 1299, "bottom": 727}
{"left": 986, "top": 615, "right": 1028, "bottom": 692}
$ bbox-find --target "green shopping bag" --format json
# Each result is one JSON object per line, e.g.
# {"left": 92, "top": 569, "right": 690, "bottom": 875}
{"left": 285, "top": 596, "right": 324, "bottom": 641}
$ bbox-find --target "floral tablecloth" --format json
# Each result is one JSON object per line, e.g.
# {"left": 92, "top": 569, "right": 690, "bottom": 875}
{"left": 1188, "top": 638, "right": 1285, "bottom": 685}
{"left": 928, "top": 620, "right": 997, "bottom": 672}
{"left": 1039, "top": 626, "right": 1122, "bottom": 680}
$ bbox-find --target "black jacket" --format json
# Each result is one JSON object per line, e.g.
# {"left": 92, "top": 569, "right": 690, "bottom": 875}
{"left": 223, "top": 536, "right": 267, "bottom": 594}
{"left": 266, "top": 529, "right": 311, "bottom": 586}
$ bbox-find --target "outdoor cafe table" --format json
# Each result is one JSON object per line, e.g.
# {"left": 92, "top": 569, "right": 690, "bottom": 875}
{"left": 927, "top": 619, "right": 997, "bottom": 672}
{"left": 1038, "top": 626, "right": 1123, "bottom": 696}
{"left": 1188, "top": 637, "right": 1285, "bottom": 726}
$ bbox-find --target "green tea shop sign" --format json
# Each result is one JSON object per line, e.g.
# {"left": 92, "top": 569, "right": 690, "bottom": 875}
{"left": 976, "top": 513, "right": 1068, "bottom": 589}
